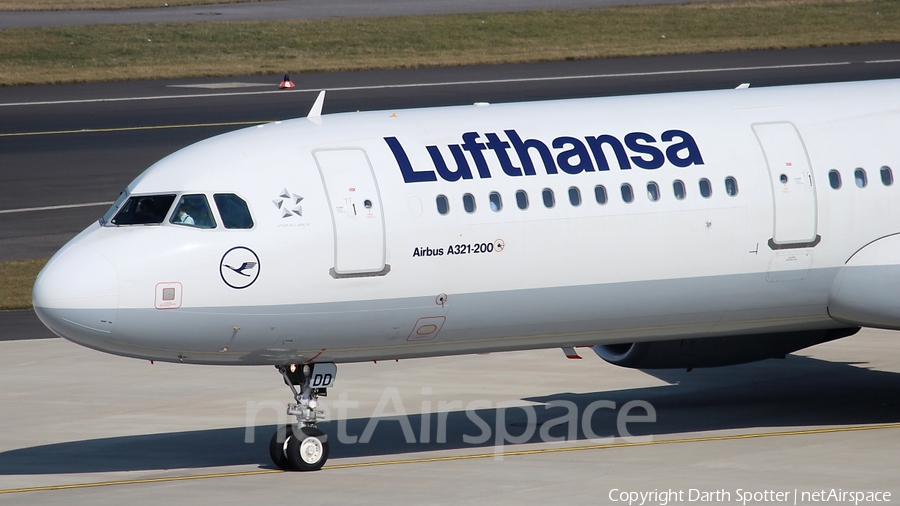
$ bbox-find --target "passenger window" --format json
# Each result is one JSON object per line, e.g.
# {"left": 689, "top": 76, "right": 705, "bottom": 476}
{"left": 699, "top": 178, "right": 712, "bottom": 198}
{"left": 594, "top": 185, "right": 608, "bottom": 205}
{"left": 881, "top": 166, "right": 893, "bottom": 186}
{"left": 516, "top": 190, "right": 529, "bottom": 210}
{"left": 647, "top": 182, "right": 660, "bottom": 202}
{"left": 828, "top": 170, "right": 842, "bottom": 190}
{"left": 436, "top": 195, "right": 450, "bottom": 215}
{"left": 568, "top": 186, "right": 582, "bottom": 207}
{"left": 620, "top": 183, "right": 634, "bottom": 203}
{"left": 725, "top": 176, "right": 738, "bottom": 196}
{"left": 213, "top": 193, "right": 253, "bottom": 229}
{"left": 111, "top": 194, "right": 176, "bottom": 225}
{"left": 855, "top": 168, "right": 867, "bottom": 188}
{"left": 542, "top": 188, "right": 555, "bottom": 208}
{"left": 463, "top": 193, "right": 476, "bottom": 213}
{"left": 172, "top": 194, "right": 216, "bottom": 229}
{"left": 489, "top": 191, "right": 503, "bottom": 212}
{"left": 673, "top": 180, "right": 686, "bottom": 200}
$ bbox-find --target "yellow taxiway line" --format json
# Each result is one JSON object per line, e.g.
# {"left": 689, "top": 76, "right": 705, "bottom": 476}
{"left": 2, "top": 422, "right": 899, "bottom": 495}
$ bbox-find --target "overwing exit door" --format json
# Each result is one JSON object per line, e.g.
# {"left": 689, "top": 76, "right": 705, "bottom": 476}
{"left": 752, "top": 122, "right": 820, "bottom": 249}
{"left": 314, "top": 149, "right": 388, "bottom": 276}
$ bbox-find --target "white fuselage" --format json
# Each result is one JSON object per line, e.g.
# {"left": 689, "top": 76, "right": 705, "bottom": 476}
{"left": 33, "top": 79, "right": 900, "bottom": 365}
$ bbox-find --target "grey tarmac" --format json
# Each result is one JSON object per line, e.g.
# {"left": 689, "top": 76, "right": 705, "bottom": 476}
{"left": 0, "top": 310, "right": 54, "bottom": 341}
{"left": 0, "top": 328, "right": 897, "bottom": 504}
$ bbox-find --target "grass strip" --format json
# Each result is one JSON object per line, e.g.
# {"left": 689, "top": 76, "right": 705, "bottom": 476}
{"left": 1, "top": 0, "right": 898, "bottom": 86}
{"left": 0, "top": 0, "right": 270, "bottom": 11}
{"left": 0, "top": 259, "right": 47, "bottom": 310}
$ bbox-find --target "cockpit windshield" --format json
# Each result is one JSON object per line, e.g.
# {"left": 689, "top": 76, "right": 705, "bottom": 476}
{"left": 170, "top": 194, "right": 216, "bottom": 229}
{"left": 214, "top": 193, "right": 254, "bottom": 229}
{"left": 100, "top": 190, "right": 130, "bottom": 225}
{"left": 103, "top": 191, "right": 252, "bottom": 229}
{"left": 110, "top": 194, "right": 176, "bottom": 225}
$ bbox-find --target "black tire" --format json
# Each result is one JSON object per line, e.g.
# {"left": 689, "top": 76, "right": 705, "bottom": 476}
{"left": 286, "top": 427, "right": 330, "bottom": 471}
{"left": 269, "top": 424, "right": 295, "bottom": 470}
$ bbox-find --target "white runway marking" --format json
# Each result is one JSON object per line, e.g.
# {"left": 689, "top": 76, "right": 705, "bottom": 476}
{"left": 0, "top": 202, "right": 114, "bottom": 215}
{"left": 0, "top": 60, "right": 869, "bottom": 108}
{"left": 167, "top": 82, "right": 276, "bottom": 89}
{"left": 0, "top": 120, "right": 268, "bottom": 138}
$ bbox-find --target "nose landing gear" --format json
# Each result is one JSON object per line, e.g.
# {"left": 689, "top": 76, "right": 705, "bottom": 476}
{"left": 287, "top": 426, "right": 329, "bottom": 471}
{"left": 270, "top": 363, "right": 336, "bottom": 471}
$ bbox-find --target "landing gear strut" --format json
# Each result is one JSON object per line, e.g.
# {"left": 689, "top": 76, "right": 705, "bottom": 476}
{"left": 269, "top": 363, "right": 336, "bottom": 471}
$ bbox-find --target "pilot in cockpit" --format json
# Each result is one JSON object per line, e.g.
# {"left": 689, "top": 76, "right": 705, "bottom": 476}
{"left": 173, "top": 205, "right": 195, "bottom": 225}
{"left": 171, "top": 196, "right": 194, "bottom": 225}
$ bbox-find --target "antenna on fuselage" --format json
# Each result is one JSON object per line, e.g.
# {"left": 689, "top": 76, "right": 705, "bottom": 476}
{"left": 308, "top": 90, "right": 326, "bottom": 118}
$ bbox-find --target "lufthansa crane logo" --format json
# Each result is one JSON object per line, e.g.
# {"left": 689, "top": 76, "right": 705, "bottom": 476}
{"left": 220, "top": 246, "right": 260, "bottom": 289}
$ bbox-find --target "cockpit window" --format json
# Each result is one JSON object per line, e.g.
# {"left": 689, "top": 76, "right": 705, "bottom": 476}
{"left": 111, "top": 194, "right": 176, "bottom": 225}
{"left": 214, "top": 194, "right": 254, "bottom": 229}
{"left": 170, "top": 194, "right": 216, "bottom": 229}
{"left": 101, "top": 190, "right": 130, "bottom": 225}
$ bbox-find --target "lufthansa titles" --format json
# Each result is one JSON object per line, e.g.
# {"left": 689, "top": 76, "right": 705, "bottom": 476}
{"left": 387, "top": 128, "right": 704, "bottom": 184}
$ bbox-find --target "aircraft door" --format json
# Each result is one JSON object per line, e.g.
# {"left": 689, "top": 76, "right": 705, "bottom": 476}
{"left": 752, "top": 122, "right": 820, "bottom": 249}
{"left": 314, "top": 149, "right": 388, "bottom": 276}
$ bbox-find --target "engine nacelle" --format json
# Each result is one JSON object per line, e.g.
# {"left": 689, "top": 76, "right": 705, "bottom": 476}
{"left": 593, "top": 328, "right": 859, "bottom": 369}
{"left": 829, "top": 234, "right": 900, "bottom": 330}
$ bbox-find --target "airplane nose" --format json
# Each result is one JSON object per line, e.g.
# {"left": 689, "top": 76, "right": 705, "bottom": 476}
{"left": 33, "top": 243, "right": 118, "bottom": 341}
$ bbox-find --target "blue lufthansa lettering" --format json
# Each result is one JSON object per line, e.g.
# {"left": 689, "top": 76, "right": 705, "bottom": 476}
{"left": 662, "top": 129, "right": 705, "bottom": 167}
{"left": 552, "top": 136, "right": 594, "bottom": 175}
{"left": 585, "top": 135, "right": 631, "bottom": 171}
{"left": 624, "top": 132, "right": 665, "bottom": 170}
{"left": 461, "top": 132, "right": 492, "bottom": 179}
{"left": 505, "top": 130, "right": 554, "bottom": 175}
{"left": 385, "top": 137, "right": 437, "bottom": 183}
{"left": 485, "top": 133, "right": 522, "bottom": 177}
{"left": 427, "top": 145, "right": 473, "bottom": 182}
{"left": 389, "top": 129, "right": 703, "bottom": 183}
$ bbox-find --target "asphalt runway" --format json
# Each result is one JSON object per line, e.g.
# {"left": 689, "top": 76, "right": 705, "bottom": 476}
{"left": 0, "top": 0, "right": 735, "bottom": 29}
{"left": 0, "top": 328, "right": 897, "bottom": 504}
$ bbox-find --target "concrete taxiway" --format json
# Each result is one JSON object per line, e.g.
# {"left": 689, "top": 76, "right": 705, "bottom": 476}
{"left": 0, "top": 328, "right": 897, "bottom": 504}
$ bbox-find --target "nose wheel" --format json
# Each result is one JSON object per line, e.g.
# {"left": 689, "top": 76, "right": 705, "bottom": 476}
{"left": 287, "top": 426, "right": 329, "bottom": 471}
{"left": 268, "top": 424, "right": 294, "bottom": 470}
{"left": 271, "top": 363, "right": 335, "bottom": 471}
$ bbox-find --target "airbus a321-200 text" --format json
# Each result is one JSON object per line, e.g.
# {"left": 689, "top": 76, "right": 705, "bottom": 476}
{"left": 33, "top": 79, "right": 900, "bottom": 470}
